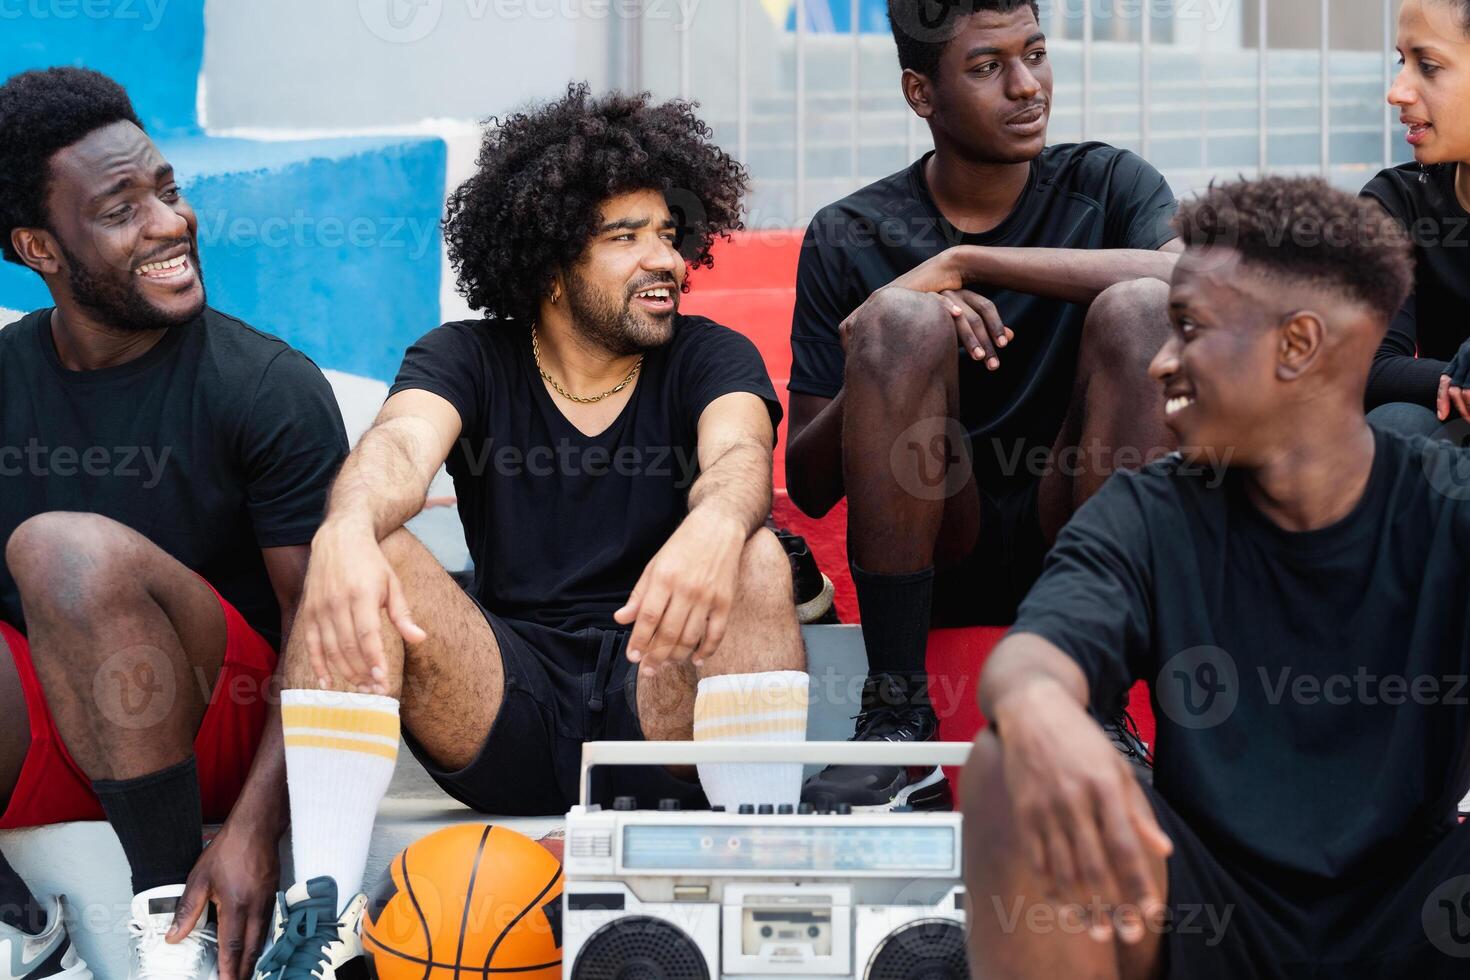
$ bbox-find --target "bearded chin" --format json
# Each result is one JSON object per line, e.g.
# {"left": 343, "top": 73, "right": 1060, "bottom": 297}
{"left": 565, "top": 277, "right": 674, "bottom": 356}
{"left": 62, "top": 242, "right": 205, "bottom": 333}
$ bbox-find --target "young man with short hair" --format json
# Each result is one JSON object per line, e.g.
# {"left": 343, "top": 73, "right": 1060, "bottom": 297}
{"left": 963, "top": 176, "right": 1470, "bottom": 976}
{"left": 0, "top": 68, "right": 348, "bottom": 980}
{"left": 253, "top": 86, "right": 808, "bottom": 980}
{"left": 789, "top": 0, "right": 1182, "bottom": 809}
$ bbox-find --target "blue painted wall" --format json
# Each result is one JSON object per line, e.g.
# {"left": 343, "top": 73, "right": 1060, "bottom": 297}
{"left": 0, "top": 133, "right": 447, "bottom": 382}
{"left": 0, "top": 0, "right": 205, "bottom": 134}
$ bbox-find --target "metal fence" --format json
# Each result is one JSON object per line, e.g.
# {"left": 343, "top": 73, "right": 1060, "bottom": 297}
{"left": 628, "top": 0, "right": 1413, "bottom": 228}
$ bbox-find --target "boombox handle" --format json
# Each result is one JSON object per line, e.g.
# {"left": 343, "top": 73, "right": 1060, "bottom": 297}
{"left": 578, "top": 740, "right": 975, "bottom": 809}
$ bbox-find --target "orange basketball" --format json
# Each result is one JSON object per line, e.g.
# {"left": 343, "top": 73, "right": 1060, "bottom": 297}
{"left": 363, "top": 824, "right": 564, "bottom": 980}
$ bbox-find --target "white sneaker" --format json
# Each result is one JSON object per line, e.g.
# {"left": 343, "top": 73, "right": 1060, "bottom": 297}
{"left": 253, "top": 878, "right": 366, "bottom": 980}
{"left": 126, "top": 885, "right": 218, "bottom": 980}
{"left": 0, "top": 895, "right": 92, "bottom": 979}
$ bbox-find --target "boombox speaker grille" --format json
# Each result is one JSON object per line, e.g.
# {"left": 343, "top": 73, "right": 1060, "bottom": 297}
{"left": 866, "top": 918, "right": 968, "bottom": 980}
{"left": 571, "top": 915, "right": 710, "bottom": 980}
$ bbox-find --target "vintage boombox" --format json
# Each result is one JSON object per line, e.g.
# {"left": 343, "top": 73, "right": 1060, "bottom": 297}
{"left": 562, "top": 741, "right": 973, "bottom": 980}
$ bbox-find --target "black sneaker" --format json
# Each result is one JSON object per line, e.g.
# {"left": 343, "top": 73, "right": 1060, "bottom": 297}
{"left": 1104, "top": 709, "right": 1154, "bottom": 784}
{"left": 770, "top": 525, "right": 838, "bottom": 624}
{"left": 801, "top": 673, "right": 952, "bottom": 811}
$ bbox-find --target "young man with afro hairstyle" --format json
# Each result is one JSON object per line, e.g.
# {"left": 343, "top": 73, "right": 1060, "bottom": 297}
{"left": 789, "top": 0, "right": 1182, "bottom": 810}
{"left": 252, "top": 85, "right": 808, "bottom": 979}
{"left": 0, "top": 68, "right": 349, "bottom": 980}
{"left": 962, "top": 176, "right": 1470, "bottom": 976}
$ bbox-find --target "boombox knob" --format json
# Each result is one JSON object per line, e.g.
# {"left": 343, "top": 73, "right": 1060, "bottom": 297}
{"left": 798, "top": 802, "right": 815, "bottom": 814}
{"left": 757, "top": 804, "right": 775, "bottom": 815}
{"left": 836, "top": 803, "right": 853, "bottom": 815}
{"left": 778, "top": 804, "right": 795, "bottom": 814}
{"left": 658, "top": 798, "right": 681, "bottom": 811}
{"left": 738, "top": 804, "right": 755, "bottom": 814}
{"left": 613, "top": 796, "right": 637, "bottom": 811}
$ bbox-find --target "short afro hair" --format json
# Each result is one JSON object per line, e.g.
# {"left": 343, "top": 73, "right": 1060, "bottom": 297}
{"left": 444, "top": 83, "right": 747, "bottom": 321}
{"left": 0, "top": 67, "right": 144, "bottom": 266}
{"left": 1174, "top": 176, "right": 1414, "bottom": 324}
{"left": 887, "top": 0, "right": 1041, "bottom": 79}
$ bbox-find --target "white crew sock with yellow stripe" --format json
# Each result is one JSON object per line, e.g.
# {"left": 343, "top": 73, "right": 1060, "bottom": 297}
{"left": 693, "top": 671, "right": 809, "bottom": 810}
{"left": 281, "top": 690, "right": 399, "bottom": 906}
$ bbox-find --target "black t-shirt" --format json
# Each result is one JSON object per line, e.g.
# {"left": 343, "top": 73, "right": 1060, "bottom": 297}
{"left": 1362, "top": 162, "right": 1470, "bottom": 408}
{"left": 790, "top": 143, "right": 1178, "bottom": 494}
{"left": 0, "top": 307, "right": 349, "bottom": 648}
{"left": 389, "top": 315, "right": 782, "bottom": 634}
{"left": 1014, "top": 427, "right": 1470, "bottom": 881}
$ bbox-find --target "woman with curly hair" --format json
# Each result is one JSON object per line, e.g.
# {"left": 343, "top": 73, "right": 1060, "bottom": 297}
{"left": 255, "top": 86, "right": 810, "bottom": 979}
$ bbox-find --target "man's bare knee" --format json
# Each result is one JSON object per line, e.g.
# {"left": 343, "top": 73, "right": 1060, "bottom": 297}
{"left": 844, "top": 289, "right": 955, "bottom": 384}
{"left": 738, "top": 528, "right": 793, "bottom": 603}
{"left": 1080, "top": 278, "right": 1171, "bottom": 375}
{"left": 962, "top": 730, "right": 1024, "bottom": 868}
{"left": 378, "top": 526, "right": 435, "bottom": 577}
{"left": 5, "top": 512, "right": 141, "bottom": 618}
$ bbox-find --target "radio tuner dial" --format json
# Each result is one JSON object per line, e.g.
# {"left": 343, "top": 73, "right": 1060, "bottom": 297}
{"left": 738, "top": 804, "right": 755, "bottom": 814}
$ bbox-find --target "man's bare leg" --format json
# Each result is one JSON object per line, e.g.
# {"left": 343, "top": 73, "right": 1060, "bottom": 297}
{"left": 280, "top": 527, "right": 502, "bottom": 771}
{"left": 0, "top": 630, "right": 45, "bottom": 937}
{"left": 275, "top": 527, "right": 504, "bottom": 913}
{"left": 0, "top": 632, "right": 27, "bottom": 809}
{"left": 5, "top": 512, "right": 226, "bottom": 896}
{"left": 963, "top": 731, "right": 1167, "bottom": 980}
{"left": 638, "top": 528, "right": 806, "bottom": 741}
{"left": 1039, "top": 278, "right": 1176, "bottom": 543}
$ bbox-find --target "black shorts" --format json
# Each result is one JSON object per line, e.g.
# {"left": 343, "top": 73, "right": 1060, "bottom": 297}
{"left": 402, "top": 607, "right": 708, "bottom": 816}
{"left": 931, "top": 479, "right": 1047, "bottom": 627}
{"left": 1147, "top": 784, "right": 1470, "bottom": 977}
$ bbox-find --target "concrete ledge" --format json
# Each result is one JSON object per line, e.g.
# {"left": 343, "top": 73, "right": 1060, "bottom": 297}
{"left": 0, "top": 132, "right": 447, "bottom": 386}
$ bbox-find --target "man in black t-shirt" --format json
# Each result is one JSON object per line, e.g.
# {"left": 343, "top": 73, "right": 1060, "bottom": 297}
{"left": 791, "top": 0, "right": 1181, "bottom": 811}
{"left": 0, "top": 69, "right": 348, "bottom": 980}
{"left": 255, "top": 87, "right": 808, "bottom": 980}
{"left": 961, "top": 177, "right": 1470, "bottom": 977}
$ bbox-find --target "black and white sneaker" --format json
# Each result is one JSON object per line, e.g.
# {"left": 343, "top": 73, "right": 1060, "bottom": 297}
{"left": 0, "top": 895, "right": 92, "bottom": 979}
{"left": 1104, "top": 709, "right": 1154, "bottom": 783}
{"left": 801, "top": 673, "right": 952, "bottom": 812}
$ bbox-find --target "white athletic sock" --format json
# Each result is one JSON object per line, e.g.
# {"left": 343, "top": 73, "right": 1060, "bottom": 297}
{"left": 281, "top": 690, "right": 400, "bottom": 908}
{"left": 693, "top": 671, "right": 809, "bottom": 810}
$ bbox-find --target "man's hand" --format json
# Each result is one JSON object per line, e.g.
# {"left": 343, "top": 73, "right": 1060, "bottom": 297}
{"left": 167, "top": 821, "right": 279, "bottom": 980}
{"left": 1438, "top": 338, "right": 1470, "bottom": 422}
{"left": 298, "top": 520, "right": 426, "bottom": 693}
{"left": 992, "top": 679, "right": 1172, "bottom": 944}
{"left": 614, "top": 509, "right": 746, "bottom": 674}
{"left": 840, "top": 281, "right": 1012, "bottom": 373}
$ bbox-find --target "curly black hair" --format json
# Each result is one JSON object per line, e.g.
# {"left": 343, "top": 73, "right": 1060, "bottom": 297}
{"left": 1174, "top": 176, "right": 1414, "bottom": 323}
{"left": 0, "top": 68, "right": 144, "bottom": 267}
{"left": 887, "top": 0, "right": 1040, "bottom": 79}
{"left": 444, "top": 83, "right": 747, "bottom": 321}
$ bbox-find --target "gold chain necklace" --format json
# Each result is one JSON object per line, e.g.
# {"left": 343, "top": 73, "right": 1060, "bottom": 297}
{"left": 531, "top": 326, "right": 643, "bottom": 404}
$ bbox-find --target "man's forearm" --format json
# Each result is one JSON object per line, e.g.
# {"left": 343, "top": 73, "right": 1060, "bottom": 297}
{"left": 947, "top": 245, "right": 1178, "bottom": 305}
{"left": 688, "top": 441, "right": 772, "bottom": 539}
{"left": 979, "top": 632, "right": 1092, "bottom": 725}
{"left": 786, "top": 391, "right": 846, "bottom": 518}
{"left": 325, "top": 419, "right": 435, "bottom": 540}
